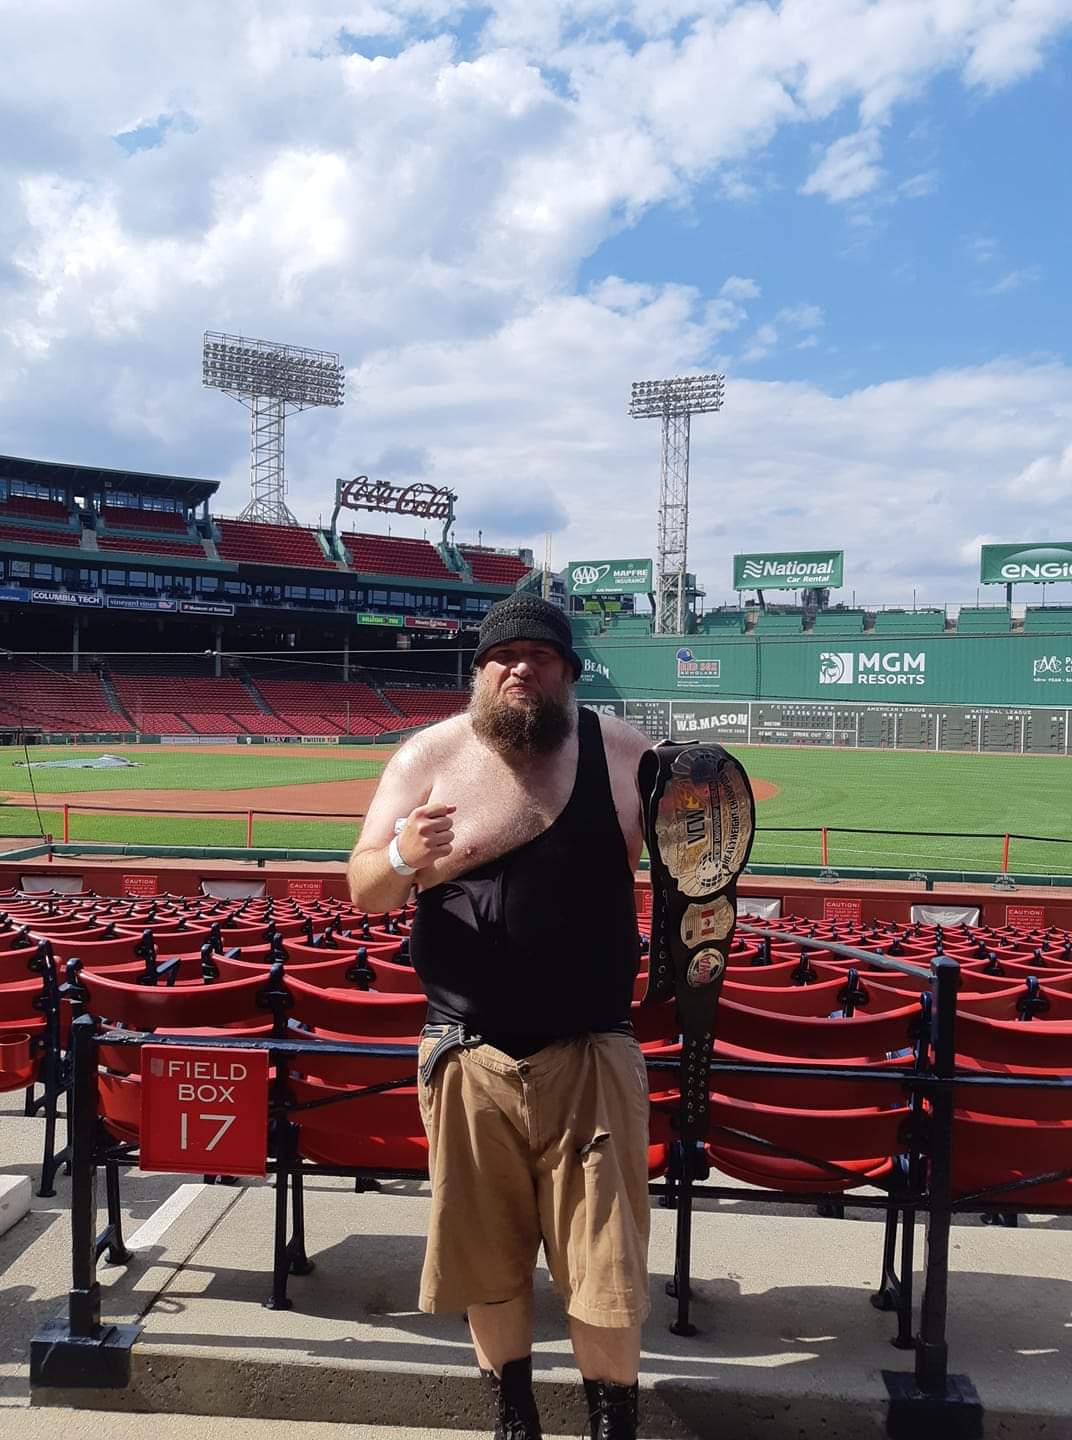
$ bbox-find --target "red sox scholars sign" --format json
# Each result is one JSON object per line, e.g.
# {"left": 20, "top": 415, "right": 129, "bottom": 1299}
{"left": 140, "top": 1045, "right": 269, "bottom": 1177}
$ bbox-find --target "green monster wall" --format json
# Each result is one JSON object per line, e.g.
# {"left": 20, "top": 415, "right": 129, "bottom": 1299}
{"left": 572, "top": 630, "right": 1072, "bottom": 708}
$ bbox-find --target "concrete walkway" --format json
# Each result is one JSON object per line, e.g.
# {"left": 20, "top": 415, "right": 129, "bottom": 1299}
{"left": 4, "top": 1090, "right": 1071, "bottom": 1438}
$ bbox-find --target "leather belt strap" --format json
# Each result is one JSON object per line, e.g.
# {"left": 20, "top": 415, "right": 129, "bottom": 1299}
{"left": 418, "top": 1023, "right": 483, "bottom": 1086}
{"left": 639, "top": 740, "right": 756, "bottom": 1142}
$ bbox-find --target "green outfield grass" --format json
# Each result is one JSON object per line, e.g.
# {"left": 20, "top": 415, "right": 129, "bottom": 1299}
{"left": 2, "top": 741, "right": 1070, "bottom": 876}
{"left": 0, "top": 807, "right": 359, "bottom": 851}
{"left": 738, "top": 745, "right": 1072, "bottom": 875}
{"left": 0, "top": 746, "right": 384, "bottom": 794}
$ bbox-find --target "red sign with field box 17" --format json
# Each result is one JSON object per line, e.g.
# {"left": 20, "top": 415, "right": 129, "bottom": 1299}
{"left": 140, "top": 1045, "right": 269, "bottom": 1177}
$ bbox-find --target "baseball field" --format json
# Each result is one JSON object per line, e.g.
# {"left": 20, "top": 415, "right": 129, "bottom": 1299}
{"left": 2, "top": 741, "right": 1071, "bottom": 877}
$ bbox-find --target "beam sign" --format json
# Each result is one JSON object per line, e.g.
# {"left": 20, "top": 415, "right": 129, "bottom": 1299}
{"left": 140, "top": 1045, "right": 269, "bottom": 1177}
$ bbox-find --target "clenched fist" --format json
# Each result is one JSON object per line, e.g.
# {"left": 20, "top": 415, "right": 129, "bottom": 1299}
{"left": 397, "top": 802, "right": 456, "bottom": 870}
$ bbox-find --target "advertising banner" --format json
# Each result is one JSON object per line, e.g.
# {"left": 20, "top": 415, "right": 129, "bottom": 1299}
{"left": 579, "top": 700, "right": 626, "bottom": 719}
{"left": 106, "top": 595, "right": 178, "bottom": 613}
{"left": 980, "top": 542, "right": 1072, "bottom": 585}
{"left": 733, "top": 550, "right": 843, "bottom": 590}
{"left": 567, "top": 559, "right": 653, "bottom": 596}
{"left": 357, "top": 611, "right": 403, "bottom": 627}
{"left": 180, "top": 600, "right": 235, "bottom": 617}
{"left": 674, "top": 645, "right": 722, "bottom": 689}
{"left": 670, "top": 703, "right": 749, "bottom": 741}
{"left": 31, "top": 589, "right": 102, "bottom": 607}
{"left": 404, "top": 615, "right": 459, "bottom": 631}
{"left": 0, "top": 586, "right": 29, "bottom": 604}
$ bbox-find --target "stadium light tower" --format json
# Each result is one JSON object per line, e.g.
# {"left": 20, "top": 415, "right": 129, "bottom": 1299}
{"left": 629, "top": 373, "right": 724, "bottom": 634}
{"left": 202, "top": 331, "right": 345, "bottom": 525}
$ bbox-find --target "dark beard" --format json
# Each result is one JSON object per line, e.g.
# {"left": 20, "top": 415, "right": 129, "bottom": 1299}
{"left": 469, "top": 684, "right": 574, "bottom": 757}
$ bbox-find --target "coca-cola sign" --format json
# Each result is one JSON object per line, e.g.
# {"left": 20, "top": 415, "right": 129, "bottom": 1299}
{"left": 336, "top": 475, "right": 456, "bottom": 522}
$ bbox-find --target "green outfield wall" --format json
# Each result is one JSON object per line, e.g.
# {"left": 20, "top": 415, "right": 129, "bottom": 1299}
{"left": 572, "top": 624, "right": 1072, "bottom": 752}
{"left": 573, "top": 629, "right": 1072, "bottom": 707}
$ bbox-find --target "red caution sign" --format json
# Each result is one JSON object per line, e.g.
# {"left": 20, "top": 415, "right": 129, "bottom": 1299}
{"left": 823, "top": 896, "right": 863, "bottom": 924}
{"left": 1006, "top": 904, "right": 1046, "bottom": 930}
{"left": 122, "top": 874, "right": 158, "bottom": 897}
{"left": 139, "top": 1045, "right": 269, "bottom": 1177}
{"left": 287, "top": 877, "right": 324, "bottom": 901}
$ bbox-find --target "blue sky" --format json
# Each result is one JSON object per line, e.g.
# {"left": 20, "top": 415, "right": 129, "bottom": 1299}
{"left": 581, "top": 41, "right": 1071, "bottom": 392}
{"left": 1, "top": 2, "right": 1071, "bottom": 605}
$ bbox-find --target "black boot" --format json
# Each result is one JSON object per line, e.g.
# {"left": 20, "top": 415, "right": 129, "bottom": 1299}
{"left": 582, "top": 1378, "right": 639, "bottom": 1440}
{"left": 481, "top": 1355, "right": 543, "bottom": 1439}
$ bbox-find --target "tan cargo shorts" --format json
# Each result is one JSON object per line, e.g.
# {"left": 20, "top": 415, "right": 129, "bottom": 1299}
{"left": 416, "top": 1028, "right": 651, "bottom": 1328}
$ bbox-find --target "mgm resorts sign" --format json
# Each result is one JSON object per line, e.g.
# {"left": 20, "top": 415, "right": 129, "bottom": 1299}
{"left": 980, "top": 542, "right": 1072, "bottom": 585}
{"left": 734, "top": 549, "right": 843, "bottom": 591}
{"left": 819, "top": 650, "right": 926, "bottom": 686}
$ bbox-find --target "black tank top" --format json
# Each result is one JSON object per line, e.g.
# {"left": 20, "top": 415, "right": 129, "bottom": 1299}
{"left": 410, "top": 707, "right": 639, "bottom": 1057}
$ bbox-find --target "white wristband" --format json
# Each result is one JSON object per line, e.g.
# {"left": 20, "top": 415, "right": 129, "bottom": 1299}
{"left": 388, "top": 834, "right": 417, "bottom": 876}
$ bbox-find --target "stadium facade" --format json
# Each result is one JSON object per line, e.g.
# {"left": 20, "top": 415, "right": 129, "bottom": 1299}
{"left": 3, "top": 453, "right": 1071, "bottom": 753}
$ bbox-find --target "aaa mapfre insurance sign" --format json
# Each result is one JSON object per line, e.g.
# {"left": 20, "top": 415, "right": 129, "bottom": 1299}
{"left": 140, "top": 1045, "right": 269, "bottom": 1177}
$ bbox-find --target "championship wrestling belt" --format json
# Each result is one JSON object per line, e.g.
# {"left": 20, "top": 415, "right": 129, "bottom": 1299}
{"left": 639, "top": 741, "right": 756, "bottom": 1143}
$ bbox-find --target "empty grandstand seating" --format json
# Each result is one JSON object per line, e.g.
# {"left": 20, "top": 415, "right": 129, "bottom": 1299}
{"left": 604, "top": 614, "right": 652, "bottom": 635}
{"left": 0, "top": 525, "right": 80, "bottom": 547}
{"left": 97, "top": 535, "right": 205, "bottom": 557}
{"left": 112, "top": 670, "right": 288, "bottom": 736}
{"left": 8, "top": 884, "right": 1070, "bottom": 1358}
{"left": 751, "top": 612, "right": 804, "bottom": 633}
{"left": 956, "top": 606, "right": 1011, "bottom": 633}
{"left": 871, "top": 609, "right": 947, "bottom": 634}
{"left": 0, "top": 496, "right": 72, "bottom": 522}
{"left": 698, "top": 611, "right": 745, "bottom": 633}
{"left": 216, "top": 519, "right": 334, "bottom": 569}
{"left": 1023, "top": 606, "right": 1072, "bottom": 634}
{"left": 459, "top": 546, "right": 530, "bottom": 586}
{"left": 0, "top": 666, "right": 123, "bottom": 732}
{"left": 254, "top": 679, "right": 396, "bottom": 735}
{"left": 99, "top": 505, "right": 188, "bottom": 532}
{"left": 809, "top": 610, "right": 866, "bottom": 635}
{"left": 383, "top": 688, "right": 467, "bottom": 725}
{"left": 134, "top": 711, "right": 192, "bottom": 734}
{"left": 341, "top": 532, "right": 455, "bottom": 580}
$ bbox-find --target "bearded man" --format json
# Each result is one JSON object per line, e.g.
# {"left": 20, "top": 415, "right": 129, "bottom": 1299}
{"left": 348, "top": 592, "right": 651, "bottom": 1440}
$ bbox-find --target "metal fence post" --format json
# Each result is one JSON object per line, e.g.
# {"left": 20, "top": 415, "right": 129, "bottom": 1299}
{"left": 30, "top": 1014, "right": 140, "bottom": 1389}
{"left": 886, "top": 955, "right": 982, "bottom": 1438}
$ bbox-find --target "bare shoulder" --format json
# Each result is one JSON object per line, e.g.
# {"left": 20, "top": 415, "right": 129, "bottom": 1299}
{"left": 595, "top": 712, "right": 651, "bottom": 764}
{"left": 388, "top": 712, "right": 469, "bottom": 772}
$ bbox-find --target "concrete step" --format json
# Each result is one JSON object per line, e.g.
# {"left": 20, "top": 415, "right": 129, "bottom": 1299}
{"left": 8, "top": 1080, "right": 1071, "bottom": 1440}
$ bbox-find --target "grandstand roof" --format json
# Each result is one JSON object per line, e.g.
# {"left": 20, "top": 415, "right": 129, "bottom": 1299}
{"left": 0, "top": 454, "right": 218, "bottom": 503}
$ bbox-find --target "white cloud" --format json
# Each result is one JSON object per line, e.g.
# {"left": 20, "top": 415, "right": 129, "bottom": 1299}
{"left": 959, "top": 533, "right": 997, "bottom": 565}
{"left": 983, "top": 265, "right": 1042, "bottom": 295}
{"left": 739, "top": 322, "right": 779, "bottom": 364}
{"left": 967, "top": 233, "right": 999, "bottom": 264}
{"left": 802, "top": 128, "right": 884, "bottom": 203}
{"left": 776, "top": 303, "right": 824, "bottom": 331}
{"left": 1008, "top": 445, "right": 1072, "bottom": 503}
{"left": 899, "top": 170, "right": 937, "bottom": 198}
{"left": 720, "top": 275, "right": 761, "bottom": 301}
{"left": 1, "top": 1, "right": 1071, "bottom": 610}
